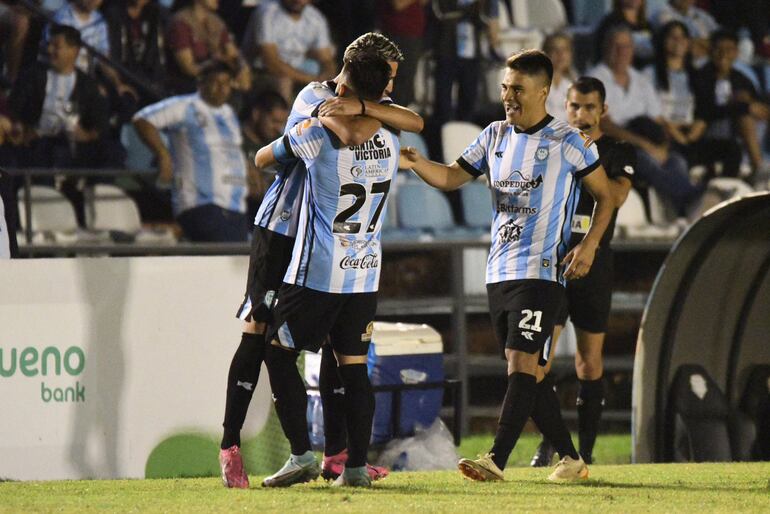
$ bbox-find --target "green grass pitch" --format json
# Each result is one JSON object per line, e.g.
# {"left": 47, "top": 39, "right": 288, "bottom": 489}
{"left": 2, "top": 434, "right": 769, "bottom": 513}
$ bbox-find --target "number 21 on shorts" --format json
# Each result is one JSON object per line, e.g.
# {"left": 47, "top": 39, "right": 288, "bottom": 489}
{"left": 518, "top": 309, "right": 543, "bottom": 333}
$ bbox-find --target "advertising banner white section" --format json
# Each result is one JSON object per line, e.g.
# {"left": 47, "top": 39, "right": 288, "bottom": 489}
{"left": 0, "top": 256, "right": 272, "bottom": 480}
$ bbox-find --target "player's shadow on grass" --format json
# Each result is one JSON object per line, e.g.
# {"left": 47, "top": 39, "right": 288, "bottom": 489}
{"left": 575, "top": 479, "right": 763, "bottom": 493}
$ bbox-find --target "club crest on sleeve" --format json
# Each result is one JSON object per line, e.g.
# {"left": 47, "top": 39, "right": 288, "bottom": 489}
{"left": 624, "top": 165, "right": 635, "bottom": 175}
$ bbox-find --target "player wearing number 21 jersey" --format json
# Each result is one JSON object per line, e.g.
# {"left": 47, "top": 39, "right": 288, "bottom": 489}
{"left": 401, "top": 50, "right": 614, "bottom": 483}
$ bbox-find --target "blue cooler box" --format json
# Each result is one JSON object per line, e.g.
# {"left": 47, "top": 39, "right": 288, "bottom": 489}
{"left": 367, "top": 322, "right": 444, "bottom": 444}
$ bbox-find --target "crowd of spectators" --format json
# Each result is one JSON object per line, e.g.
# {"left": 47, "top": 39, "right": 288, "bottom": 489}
{"left": 0, "top": 0, "right": 768, "bottom": 243}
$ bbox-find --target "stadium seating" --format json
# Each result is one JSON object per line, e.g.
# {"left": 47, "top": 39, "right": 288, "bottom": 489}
{"left": 17, "top": 185, "right": 79, "bottom": 234}
{"left": 85, "top": 184, "right": 143, "bottom": 234}
{"left": 740, "top": 365, "right": 770, "bottom": 460}
{"left": 668, "top": 365, "right": 756, "bottom": 462}
{"left": 399, "top": 131, "right": 430, "bottom": 160}
{"left": 441, "top": 121, "right": 483, "bottom": 164}
{"left": 460, "top": 179, "right": 493, "bottom": 231}
{"left": 510, "top": 0, "right": 567, "bottom": 32}
{"left": 396, "top": 182, "right": 476, "bottom": 239}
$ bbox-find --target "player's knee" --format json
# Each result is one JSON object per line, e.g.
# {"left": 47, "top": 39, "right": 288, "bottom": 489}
{"left": 575, "top": 357, "right": 602, "bottom": 380}
{"left": 505, "top": 349, "right": 539, "bottom": 376}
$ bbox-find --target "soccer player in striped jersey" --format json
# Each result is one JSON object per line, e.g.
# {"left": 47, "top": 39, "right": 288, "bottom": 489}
{"left": 400, "top": 50, "right": 615, "bottom": 482}
{"left": 531, "top": 77, "right": 635, "bottom": 468}
{"left": 220, "top": 33, "right": 422, "bottom": 488}
{"left": 256, "top": 53, "right": 400, "bottom": 488}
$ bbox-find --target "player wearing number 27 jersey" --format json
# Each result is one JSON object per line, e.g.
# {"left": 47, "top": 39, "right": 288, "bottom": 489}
{"left": 279, "top": 117, "right": 400, "bottom": 293}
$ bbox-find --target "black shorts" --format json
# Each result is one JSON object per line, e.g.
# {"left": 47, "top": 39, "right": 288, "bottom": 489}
{"left": 267, "top": 283, "right": 378, "bottom": 355}
{"left": 235, "top": 226, "right": 295, "bottom": 323}
{"left": 487, "top": 279, "right": 566, "bottom": 366}
{"left": 555, "top": 247, "right": 613, "bottom": 333}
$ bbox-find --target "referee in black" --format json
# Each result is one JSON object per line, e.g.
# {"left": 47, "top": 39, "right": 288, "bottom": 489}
{"left": 531, "top": 76, "right": 635, "bottom": 467}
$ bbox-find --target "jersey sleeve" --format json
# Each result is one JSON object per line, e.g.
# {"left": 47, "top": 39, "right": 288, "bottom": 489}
{"left": 455, "top": 123, "right": 497, "bottom": 178}
{"left": 133, "top": 97, "right": 188, "bottom": 131}
{"left": 608, "top": 141, "right": 636, "bottom": 181}
{"left": 283, "top": 118, "right": 327, "bottom": 163}
{"left": 288, "top": 82, "right": 335, "bottom": 125}
{"left": 564, "top": 130, "right": 600, "bottom": 179}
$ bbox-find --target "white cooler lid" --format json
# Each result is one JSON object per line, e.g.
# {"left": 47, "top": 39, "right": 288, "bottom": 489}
{"left": 371, "top": 321, "right": 443, "bottom": 356}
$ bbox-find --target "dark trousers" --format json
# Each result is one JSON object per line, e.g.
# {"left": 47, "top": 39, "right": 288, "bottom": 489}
{"left": 434, "top": 56, "right": 481, "bottom": 124}
{"left": 386, "top": 33, "right": 422, "bottom": 107}
{"left": 177, "top": 203, "right": 249, "bottom": 242}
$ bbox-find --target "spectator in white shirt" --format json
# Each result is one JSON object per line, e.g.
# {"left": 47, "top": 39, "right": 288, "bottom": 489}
{"left": 590, "top": 25, "right": 701, "bottom": 215}
{"left": 543, "top": 31, "right": 577, "bottom": 122}
{"left": 241, "top": 0, "right": 336, "bottom": 101}
{"left": 645, "top": 20, "right": 742, "bottom": 177}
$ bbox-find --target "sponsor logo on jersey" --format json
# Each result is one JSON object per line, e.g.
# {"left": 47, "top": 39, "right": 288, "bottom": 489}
{"left": 339, "top": 253, "right": 379, "bottom": 270}
{"left": 350, "top": 164, "right": 388, "bottom": 178}
{"left": 497, "top": 219, "right": 523, "bottom": 243}
{"left": 521, "top": 331, "right": 535, "bottom": 341}
{"left": 495, "top": 151, "right": 504, "bottom": 158}
{"left": 535, "top": 147, "right": 549, "bottom": 161}
{"left": 496, "top": 203, "right": 537, "bottom": 215}
{"left": 492, "top": 171, "right": 543, "bottom": 195}
{"left": 350, "top": 133, "right": 392, "bottom": 160}
{"left": 338, "top": 236, "right": 376, "bottom": 252}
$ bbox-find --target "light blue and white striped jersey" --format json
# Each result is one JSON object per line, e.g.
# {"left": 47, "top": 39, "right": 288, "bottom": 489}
{"left": 49, "top": 4, "right": 110, "bottom": 73}
{"left": 134, "top": 94, "right": 248, "bottom": 216}
{"left": 37, "top": 70, "right": 76, "bottom": 137}
{"left": 457, "top": 115, "right": 600, "bottom": 285}
{"left": 275, "top": 118, "right": 401, "bottom": 293}
{"left": 254, "top": 80, "right": 393, "bottom": 237}
{"left": 254, "top": 81, "right": 336, "bottom": 236}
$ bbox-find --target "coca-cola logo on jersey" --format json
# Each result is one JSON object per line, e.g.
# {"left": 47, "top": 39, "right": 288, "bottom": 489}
{"left": 339, "top": 254, "right": 380, "bottom": 270}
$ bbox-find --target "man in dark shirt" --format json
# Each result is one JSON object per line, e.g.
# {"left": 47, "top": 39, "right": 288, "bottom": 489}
{"left": 692, "top": 30, "right": 770, "bottom": 179}
{"left": 530, "top": 76, "right": 634, "bottom": 468}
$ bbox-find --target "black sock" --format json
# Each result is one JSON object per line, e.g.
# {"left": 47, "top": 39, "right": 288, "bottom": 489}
{"left": 577, "top": 377, "right": 604, "bottom": 463}
{"left": 490, "top": 372, "right": 537, "bottom": 470}
{"left": 337, "top": 364, "right": 374, "bottom": 468}
{"left": 531, "top": 375, "right": 579, "bottom": 460}
{"left": 264, "top": 344, "right": 311, "bottom": 456}
{"left": 319, "top": 345, "right": 347, "bottom": 457}
{"left": 221, "top": 332, "right": 265, "bottom": 449}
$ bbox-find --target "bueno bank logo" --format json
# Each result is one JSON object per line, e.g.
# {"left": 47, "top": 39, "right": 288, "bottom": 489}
{"left": 0, "top": 346, "right": 86, "bottom": 403}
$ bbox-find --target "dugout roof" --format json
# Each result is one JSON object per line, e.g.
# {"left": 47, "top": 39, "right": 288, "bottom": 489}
{"left": 632, "top": 192, "right": 770, "bottom": 463}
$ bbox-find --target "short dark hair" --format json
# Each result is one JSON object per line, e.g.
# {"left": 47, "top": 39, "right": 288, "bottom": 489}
{"left": 344, "top": 32, "right": 403, "bottom": 63}
{"left": 49, "top": 24, "right": 81, "bottom": 48}
{"left": 710, "top": 28, "right": 738, "bottom": 47}
{"left": 252, "top": 90, "right": 288, "bottom": 113}
{"left": 198, "top": 60, "right": 236, "bottom": 81}
{"left": 343, "top": 53, "right": 391, "bottom": 101}
{"left": 568, "top": 76, "right": 606, "bottom": 104}
{"left": 506, "top": 49, "right": 553, "bottom": 86}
